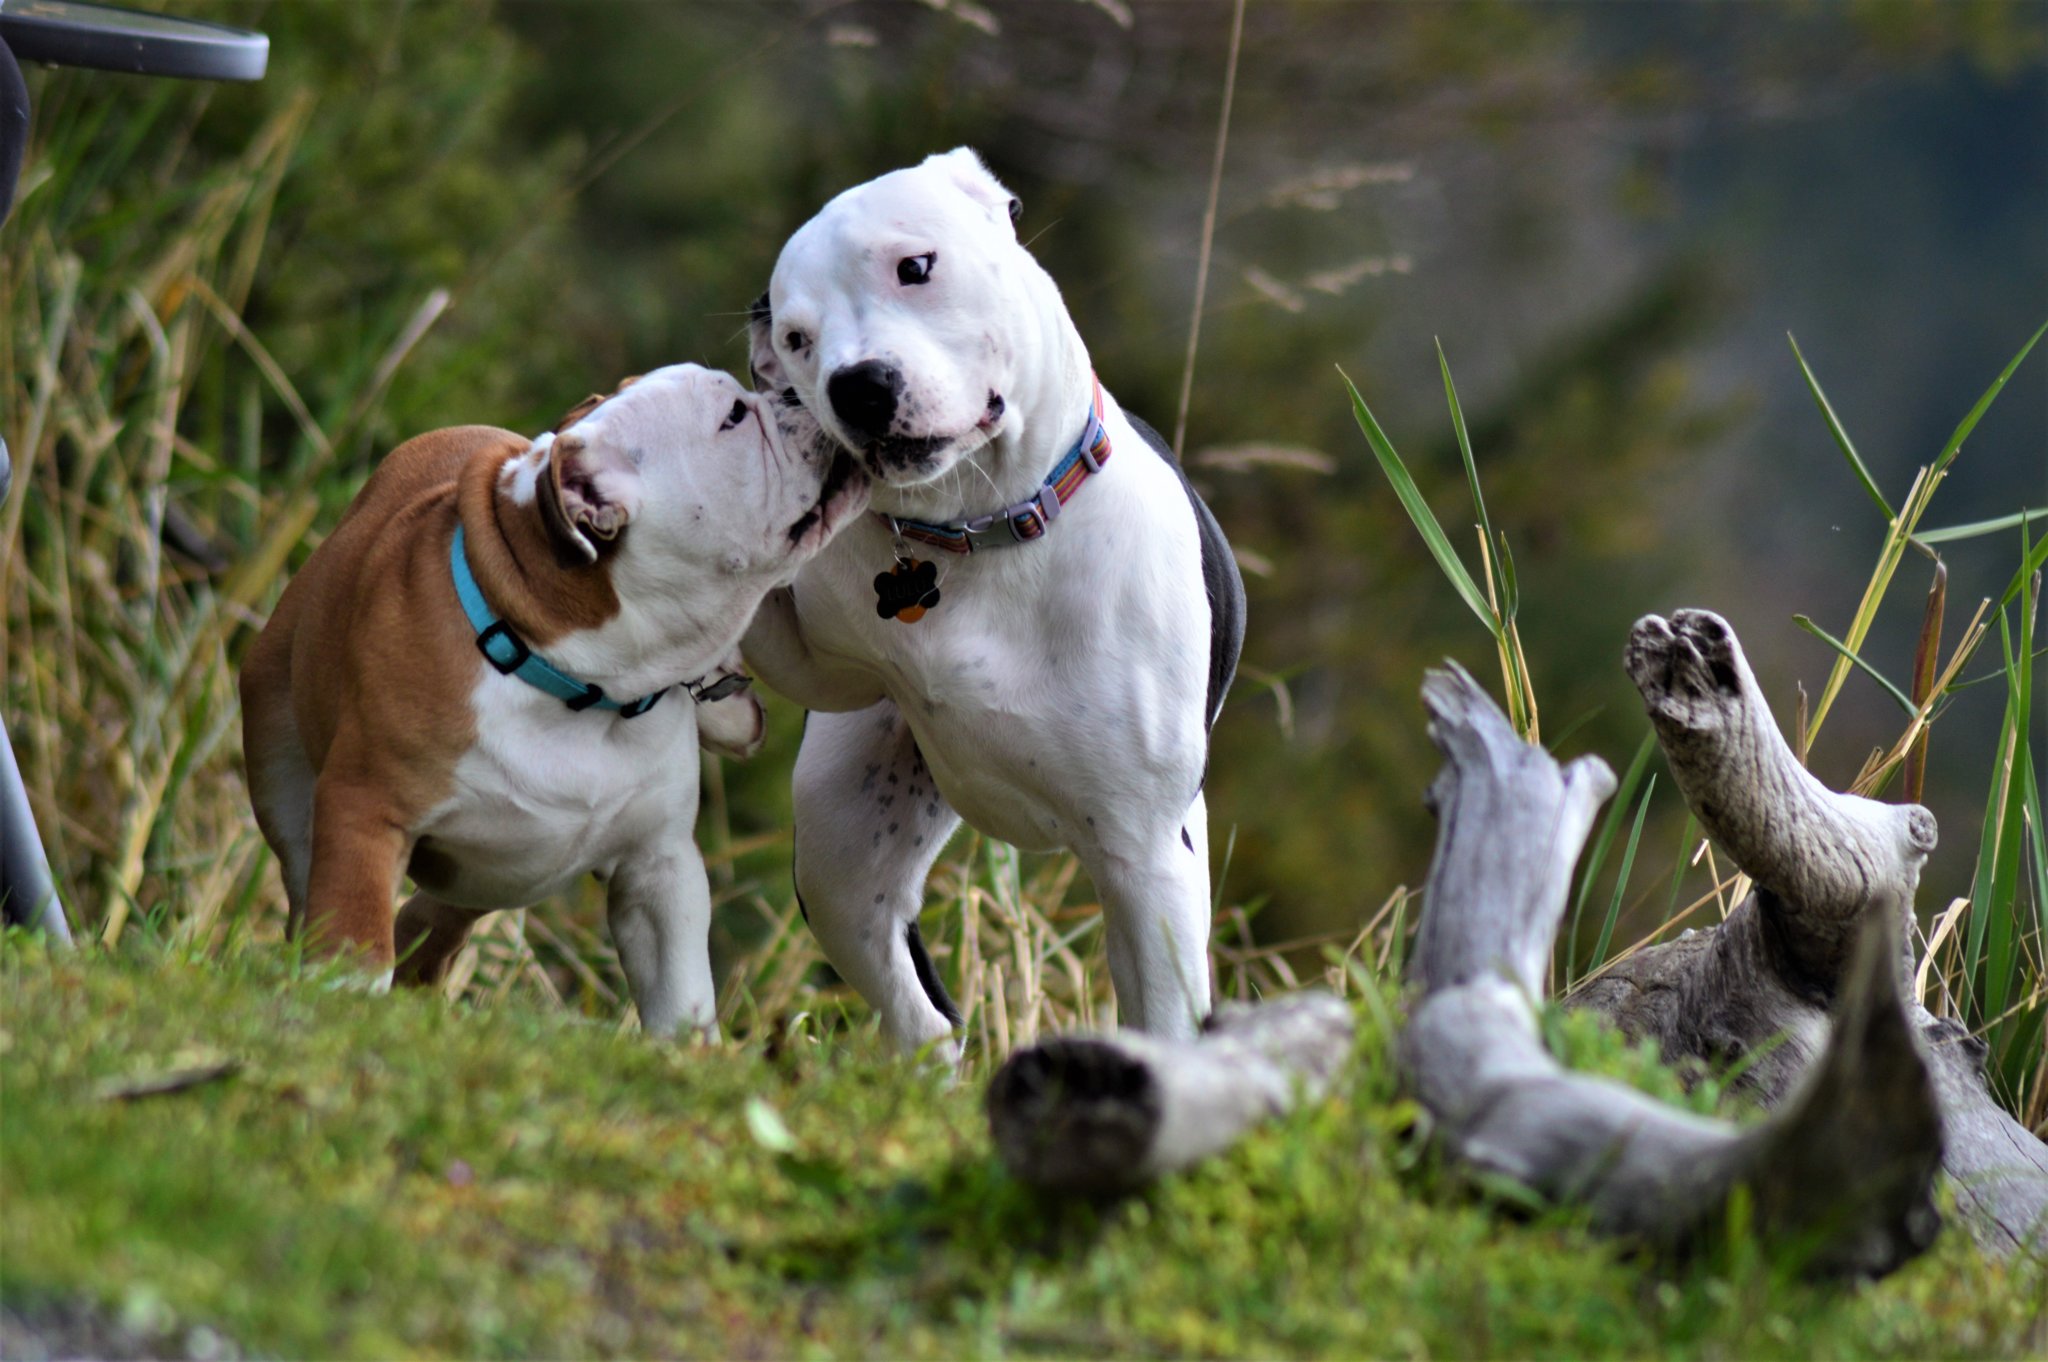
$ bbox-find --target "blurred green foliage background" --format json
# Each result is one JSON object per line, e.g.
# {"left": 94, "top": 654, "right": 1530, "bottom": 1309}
{"left": 7, "top": 0, "right": 2042, "bottom": 967}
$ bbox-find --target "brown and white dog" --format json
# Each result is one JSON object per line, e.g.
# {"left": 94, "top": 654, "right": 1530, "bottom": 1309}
{"left": 239, "top": 363, "right": 866, "bottom": 1035}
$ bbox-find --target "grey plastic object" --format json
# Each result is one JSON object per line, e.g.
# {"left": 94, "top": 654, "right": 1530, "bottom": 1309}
{"left": 0, "top": 0, "right": 267, "bottom": 82}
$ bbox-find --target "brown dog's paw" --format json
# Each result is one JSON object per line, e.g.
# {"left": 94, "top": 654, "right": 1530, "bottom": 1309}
{"left": 698, "top": 689, "right": 766, "bottom": 761}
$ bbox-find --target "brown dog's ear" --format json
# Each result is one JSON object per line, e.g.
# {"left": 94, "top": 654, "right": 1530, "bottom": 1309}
{"left": 554, "top": 394, "right": 605, "bottom": 435}
{"left": 552, "top": 374, "right": 643, "bottom": 435}
{"left": 537, "top": 431, "right": 641, "bottom": 567}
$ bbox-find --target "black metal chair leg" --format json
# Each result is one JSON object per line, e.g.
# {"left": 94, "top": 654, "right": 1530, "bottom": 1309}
{"left": 0, "top": 715, "right": 72, "bottom": 945}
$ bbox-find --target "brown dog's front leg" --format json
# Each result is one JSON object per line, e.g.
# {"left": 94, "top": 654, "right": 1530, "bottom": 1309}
{"left": 300, "top": 780, "right": 410, "bottom": 972}
{"left": 393, "top": 893, "right": 484, "bottom": 989}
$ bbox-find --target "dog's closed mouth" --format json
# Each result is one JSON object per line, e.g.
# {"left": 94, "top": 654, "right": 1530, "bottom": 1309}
{"left": 864, "top": 433, "right": 951, "bottom": 473}
{"left": 788, "top": 449, "right": 866, "bottom": 544}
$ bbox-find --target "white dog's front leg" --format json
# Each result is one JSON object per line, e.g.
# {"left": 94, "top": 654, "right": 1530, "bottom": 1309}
{"left": 1082, "top": 790, "right": 1216, "bottom": 1040}
{"left": 794, "top": 704, "right": 965, "bottom": 1060}
{"left": 741, "top": 587, "right": 887, "bottom": 714}
{"left": 608, "top": 845, "right": 719, "bottom": 1040}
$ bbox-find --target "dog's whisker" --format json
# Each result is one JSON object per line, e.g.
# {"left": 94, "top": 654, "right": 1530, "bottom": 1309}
{"left": 1021, "top": 216, "right": 1064, "bottom": 251}
{"left": 962, "top": 453, "right": 1002, "bottom": 504}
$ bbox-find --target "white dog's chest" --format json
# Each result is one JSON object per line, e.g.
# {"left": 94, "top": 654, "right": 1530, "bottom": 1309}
{"left": 409, "top": 671, "right": 700, "bottom": 908}
{"left": 795, "top": 525, "right": 1208, "bottom": 851}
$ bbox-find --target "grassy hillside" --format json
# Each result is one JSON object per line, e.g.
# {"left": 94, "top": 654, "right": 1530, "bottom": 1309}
{"left": 3, "top": 938, "right": 2041, "bottom": 1360}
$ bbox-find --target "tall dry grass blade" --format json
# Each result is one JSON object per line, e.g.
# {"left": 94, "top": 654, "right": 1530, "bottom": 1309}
{"left": 1171, "top": 0, "right": 1247, "bottom": 459}
{"left": 330, "top": 288, "right": 454, "bottom": 457}
{"left": 1804, "top": 466, "right": 1932, "bottom": 749}
{"left": 184, "top": 274, "right": 331, "bottom": 464}
{"left": 1905, "top": 560, "right": 1948, "bottom": 804}
{"left": 1848, "top": 598, "right": 1990, "bottom": 799}
{"left": 1918, "top": 896, "right": 1972, "bottom": 1014}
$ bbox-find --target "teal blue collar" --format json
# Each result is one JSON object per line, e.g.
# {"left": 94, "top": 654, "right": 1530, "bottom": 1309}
{"left": 449, "top": 526, "right": 749, "bottom": 718}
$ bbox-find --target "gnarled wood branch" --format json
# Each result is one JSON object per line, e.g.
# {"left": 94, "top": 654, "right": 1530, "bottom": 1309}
{"left": 1403, "top": 664, "right": 1944, "bottom": 1276}
{"left": 1569, "top": 610, "right": 2048, "bottom": 1254}
{"left": 986, "top": 993, "right": 1354, "bottom": 1195}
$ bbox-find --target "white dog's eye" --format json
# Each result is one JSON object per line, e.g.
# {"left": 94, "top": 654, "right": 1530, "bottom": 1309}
{"left": 784, "top": 329, "right": 806, "bottom": 352}
{"left": 897, "top": 252, "right": 936, "bottom": 286}
{"left": 719, "top": 398, "right": 748, "bottom": 431}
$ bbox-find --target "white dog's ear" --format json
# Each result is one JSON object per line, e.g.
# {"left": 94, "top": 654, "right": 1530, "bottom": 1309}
{"left": 538, "top": 428, "right": 641, "bottom": 565}
{"left": 926, "top": 146, "right": 1020, "bottom": 235}
{"left": 747, "top": 291, "right": 789, "bottom": 394}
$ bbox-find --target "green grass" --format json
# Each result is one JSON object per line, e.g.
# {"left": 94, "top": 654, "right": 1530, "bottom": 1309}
{"left": 4, "top": 937, "right": 2043, "bottom": 1360}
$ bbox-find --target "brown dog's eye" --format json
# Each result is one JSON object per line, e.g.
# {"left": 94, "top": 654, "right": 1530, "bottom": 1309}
{"left": 897, "top": 252, "right": 936, "bottom": 286}
{"left": 720, "top": 398, "right": 748, "bottom": 431}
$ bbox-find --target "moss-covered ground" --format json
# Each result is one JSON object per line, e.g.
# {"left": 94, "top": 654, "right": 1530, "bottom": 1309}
{"left": 2, "top": 939, "right": 2041, "bottom": 1359}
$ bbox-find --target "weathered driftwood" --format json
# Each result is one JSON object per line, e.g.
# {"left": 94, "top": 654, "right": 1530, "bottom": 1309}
{"left": 1572, "top": 610, "right": 2048, "bottom": 1254}
{"left": 1403, "top": 664, "right": 1944, "bottom": 1275}
{"left": 986, "top": 993, "right": 1354, "bottom": 1195}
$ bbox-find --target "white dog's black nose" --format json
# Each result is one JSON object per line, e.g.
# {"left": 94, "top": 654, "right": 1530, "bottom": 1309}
{"left": 827, "top": 360, "right": 903, "bottom": 439}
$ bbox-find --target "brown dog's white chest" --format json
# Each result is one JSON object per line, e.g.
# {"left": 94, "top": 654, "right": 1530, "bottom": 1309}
{"left": 405, "top": 670, "right": 702, "bottom": 910}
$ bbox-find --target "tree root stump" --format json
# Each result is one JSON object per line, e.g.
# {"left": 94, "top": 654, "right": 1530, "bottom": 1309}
{"left": 986, "top": 993, "right": 1354, "bottom": 1195}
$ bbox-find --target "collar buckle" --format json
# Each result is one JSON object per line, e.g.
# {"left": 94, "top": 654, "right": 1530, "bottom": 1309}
{"left": 475, "top": 619, "right": 530, "bottom": 675}
{"left": 1029, "top": 486, "right": 1060, "bottom": 529}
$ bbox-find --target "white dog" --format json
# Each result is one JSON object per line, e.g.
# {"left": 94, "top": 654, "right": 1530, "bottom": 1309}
{"left": 743, "top": 148, "right": 1244, "bottom": 1055}
{"left": 240, "top": 365, "right": 867, "bottom": 1036}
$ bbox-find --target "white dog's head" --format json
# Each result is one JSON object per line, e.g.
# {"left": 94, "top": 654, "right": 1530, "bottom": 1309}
{"left": 752, "top": 148, "right": 1068, "bottom": 491}
{"left": 533, "top": 363, "right": 868, "bottom": 593}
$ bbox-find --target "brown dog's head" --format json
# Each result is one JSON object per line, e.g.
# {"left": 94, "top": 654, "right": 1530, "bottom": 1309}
{"left": 539, "top": 363, "right": 867, "bottom": 586}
